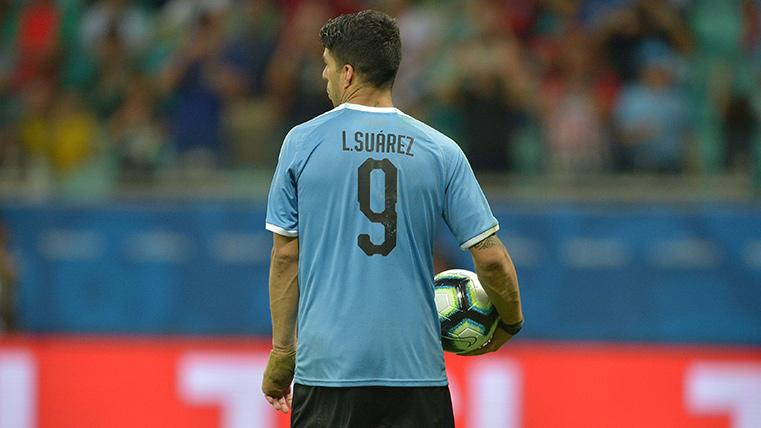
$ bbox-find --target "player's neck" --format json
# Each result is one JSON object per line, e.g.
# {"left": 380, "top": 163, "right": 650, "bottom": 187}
{"left": 341, "top": 85, "right": 394, "bottom": 108}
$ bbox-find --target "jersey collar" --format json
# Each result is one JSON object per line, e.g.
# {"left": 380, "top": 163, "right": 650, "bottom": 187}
{"left": 340, "top": 103, "right": 399, "bottom": 113}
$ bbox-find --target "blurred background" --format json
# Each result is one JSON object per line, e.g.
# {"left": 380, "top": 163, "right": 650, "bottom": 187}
{"left": 0, "top": 0, "right": 760, "bottom": 427}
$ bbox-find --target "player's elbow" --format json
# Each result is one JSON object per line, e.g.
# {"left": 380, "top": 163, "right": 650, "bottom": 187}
{"left": 271, "top": 235, "right": 299, "bottom": 265}
{"left": 271, "top": 247, "right": 298, "bottom": 265}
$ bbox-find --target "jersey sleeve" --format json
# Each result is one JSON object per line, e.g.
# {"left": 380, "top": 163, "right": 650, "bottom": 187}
{"left": 443, "top": 148, "right": 499, "bottom": 250}
{"left": 265, "top": 131, "right": 300, "bottom": 237}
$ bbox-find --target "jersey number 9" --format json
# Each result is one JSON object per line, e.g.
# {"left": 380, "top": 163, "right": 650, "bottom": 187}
{"left": 357, "top": 158, "right": 397, "bottom": 256}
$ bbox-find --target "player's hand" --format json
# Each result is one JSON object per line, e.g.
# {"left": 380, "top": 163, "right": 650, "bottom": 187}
{"left": 265, "top": 388, "right": 293, "bottom": 414}
{"left": 262, "top": 349, "right": 296, "bottom": 413}
{"left": 459, "top": 328, "right": 513, "bottom": 356}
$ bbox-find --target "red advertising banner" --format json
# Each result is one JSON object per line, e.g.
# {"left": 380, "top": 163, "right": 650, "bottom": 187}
{"left": 0, "top": 337, "right": 759, "bottom": 428}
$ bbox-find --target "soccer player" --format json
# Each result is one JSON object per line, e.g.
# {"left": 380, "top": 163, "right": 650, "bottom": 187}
{"left": 262, "top": 10, "right": 523, "bottom": 427}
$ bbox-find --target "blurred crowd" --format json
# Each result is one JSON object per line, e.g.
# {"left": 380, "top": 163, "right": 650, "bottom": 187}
{"left": 0, "top": 0, "right": 759, "bottom": 188}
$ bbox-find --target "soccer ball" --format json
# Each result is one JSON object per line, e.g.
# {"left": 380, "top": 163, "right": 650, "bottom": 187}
{"left": 434, "top": 269, "right": 499, "bottom": 354}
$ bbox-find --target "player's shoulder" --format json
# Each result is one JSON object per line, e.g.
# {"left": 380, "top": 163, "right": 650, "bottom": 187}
{"left": 284, "top": 104, "right": 350, "bottom": 144}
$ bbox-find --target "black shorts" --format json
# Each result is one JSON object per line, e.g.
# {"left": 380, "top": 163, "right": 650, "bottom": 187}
{"left": 291, "top": 383, "right": 455, "bottom": 428}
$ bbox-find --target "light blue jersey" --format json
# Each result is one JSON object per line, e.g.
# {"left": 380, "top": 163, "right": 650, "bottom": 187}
{"left": 266, "top": 103, "right": 498, "bottom": 387}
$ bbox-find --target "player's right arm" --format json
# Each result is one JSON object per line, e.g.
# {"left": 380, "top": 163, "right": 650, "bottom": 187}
{"left": 262, "top": 233, "right": 299, "bottom": 413}
{"left": 463, "top": 233, "right": 523, "bottom": 356}
{"left": 262, "top": 126, "right": 303, "bottom": 413}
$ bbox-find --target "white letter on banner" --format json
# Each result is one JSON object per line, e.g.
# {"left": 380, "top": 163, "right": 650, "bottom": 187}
{"left": 0, "top": 351, "right": 36, "bottom": 428}
{"left": 685, "top": 362, "right": 761, "bottom": 428}
{"left": 468, "top": 359, "right": 522, "bottom": 428}
{"left": 178, "top": 353, "right": 272, "bottom": 428}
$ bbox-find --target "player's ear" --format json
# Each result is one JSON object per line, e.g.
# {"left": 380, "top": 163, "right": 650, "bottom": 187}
{"left": 343, "top": 64, "right": 354, "bottom": 88}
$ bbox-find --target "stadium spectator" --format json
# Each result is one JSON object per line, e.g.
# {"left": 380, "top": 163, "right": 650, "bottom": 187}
{"left": 0, "top": 12, "right": 20, "bottom": 177}
{"left": 0, "top": 0, "right": 16, "bottom": 84}
{"left": 225, "top": 0, "right": 281, "bottom": 98}
{"left": 85, "top": 22, "right": 136, "bottom": 120}
{"left": 596, "top": 0, "right": 692, "bottom": 83}
{"left": 48, "top": 91, "right": 99, "bottom": 175}
{"left": 18, "top": 79, "right": 54, "bottom": 169}
{"left": 110, "top": 76, "right": 165, "bottom": 179}
{"left": 686, "top": 0, "right": 758, "bottom": 173}
{"left": 159, "top": 0, "right": 232, "bottom": 36}
{"left": 12, "top": 0, "right": 61, "bottom": 88}
{"left": 219, "top": 0, "right": 282, "bottom": 167}
{"left": 266, "top": 1, "right": 333, "bottom": 131}
{"left": 723, "top": 93, "right": 758, "bottom": 172}
{"left": 80, "top": 0, "right": 152, "bottom": 57}
{"left": 613, "top": 40, "right": 689, "bottom": 173}
{"left": 538, "top": 26, "right": 613, "bottom": 174}
{"left": 384, "top": 0, "right": 446, "bottom": 111}
{"left": 158, "top": 3, "right": 246, "bottom": 169}
{"left": 446, "top": 0, "right": 534, "bottom": 172}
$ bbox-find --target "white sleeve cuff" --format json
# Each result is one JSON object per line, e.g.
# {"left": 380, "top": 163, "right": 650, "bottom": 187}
{"left": 460, "top": 224, "right": 500, "bottom": 250}
{"left": 266, "top": 223, "right": 298, "bottom": 237}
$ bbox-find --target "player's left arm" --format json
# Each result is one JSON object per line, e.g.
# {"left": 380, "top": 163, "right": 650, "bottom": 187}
{"left": 461, "top": 234, "right": 523, "bottom": 356}
{"left": 262, "top": 233, "right": 299, "bottom": 413}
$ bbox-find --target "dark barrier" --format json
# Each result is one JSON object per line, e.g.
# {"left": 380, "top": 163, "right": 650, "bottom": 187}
{"left": 3, "top": 201, "right": 760, "bottom": 343}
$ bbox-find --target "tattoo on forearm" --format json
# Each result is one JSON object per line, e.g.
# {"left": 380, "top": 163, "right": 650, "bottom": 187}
{"left": 473, "top": 234, "right": 499, "bottom": 250}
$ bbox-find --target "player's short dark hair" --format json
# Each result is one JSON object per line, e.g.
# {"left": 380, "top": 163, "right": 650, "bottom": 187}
{"left": 319, "top": 10, "right": 401, "bottom": 89}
